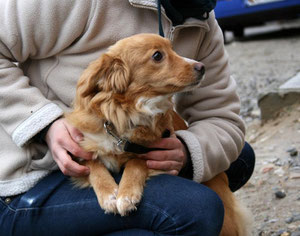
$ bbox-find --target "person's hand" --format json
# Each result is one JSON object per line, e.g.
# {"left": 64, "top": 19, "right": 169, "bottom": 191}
{"left": 45, "top": 118, "right": 93, "bottom": 177}
{"left": 138, "top": 134, "right": 188, "bottom": 175}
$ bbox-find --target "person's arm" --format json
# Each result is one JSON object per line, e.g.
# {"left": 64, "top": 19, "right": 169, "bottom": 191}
{"left": 0, "top": 0, "right": 95, "bottom": 175}
{"left": 0, "top": 0, "right": 94, "bottom": 147}
{"left": 175, "top": 12, "right": 245, "bottom": 182}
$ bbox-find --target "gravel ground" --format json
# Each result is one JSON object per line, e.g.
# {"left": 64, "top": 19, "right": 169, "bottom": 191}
{"left": 224, "top": 20, "right": 300, "bottom": 236}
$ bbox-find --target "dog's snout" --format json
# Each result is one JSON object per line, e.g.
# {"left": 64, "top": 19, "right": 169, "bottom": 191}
{"left": 183, "top": 57, "right": 205, "bottom": 84}
{"left": 194, "top": 62, "right": 205, "bottom": 77}
{"left": 194, "top": 62, "right": 205, "bottom": 82}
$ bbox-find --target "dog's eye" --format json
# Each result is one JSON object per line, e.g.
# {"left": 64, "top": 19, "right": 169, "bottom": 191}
{"left": 152, "top": 51, "right": 163, "bottom": 62}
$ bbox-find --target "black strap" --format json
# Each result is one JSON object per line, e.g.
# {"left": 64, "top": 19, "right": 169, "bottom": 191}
{"left": 124, "top": 141, "right": 165, "bottom": 154}
{"left": 157, "top": 0, "right": 165, "bottom": 37}
{"left": 124, "top": 129, "right": 170, "bottom": 154}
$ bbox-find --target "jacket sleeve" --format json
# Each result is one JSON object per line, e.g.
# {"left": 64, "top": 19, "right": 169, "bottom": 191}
{"left": 175, "top": 12, "right": 245, "bottom": 182}
{"left": 0, "top": 0, "right": 94, "bottom": 147}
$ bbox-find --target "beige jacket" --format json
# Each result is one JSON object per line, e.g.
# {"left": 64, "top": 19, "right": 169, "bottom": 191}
{"left": 0, "top": 0, "right": 245, "bottom": 197}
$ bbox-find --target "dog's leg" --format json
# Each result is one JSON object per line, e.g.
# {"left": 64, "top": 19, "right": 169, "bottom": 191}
{"left": 116, "top": 159, "right": 148, "bottom": 216}
{"left": 86, "top": 160, "right": 119, "bottom": 214}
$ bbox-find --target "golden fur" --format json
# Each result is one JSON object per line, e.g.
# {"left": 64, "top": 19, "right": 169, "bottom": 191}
{"left": 66, "top": 34, "right": 251, "bottom": 235}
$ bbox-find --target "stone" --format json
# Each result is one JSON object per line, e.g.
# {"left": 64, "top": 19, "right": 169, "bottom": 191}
{"left": 286, "top": 214, "right": 300, "bottom": 224}
{"left": 273, "top": 229, "right": 291, "bottom": 236}
{"left": 274, "top": 167, "right": 285, "bottom": 177}
{"left": 261, "top": 163, "right": 275, "bottom": 173}
{"left": 279, "top": 72, "right": 300, "bottom": 94}
{"left": 290, "top": 172, "right": 300, "bottom": 179}
{"left": 287, "top": 148, "right": 299, "bottom": 157}
{"left": 280, "top": 232, "right": 291, "bottom": 236}
{"left": 275, "top": 190, "right": 286, "bottom": 199}
{"left": 291, "top": 232, "right": 300, "bottom": 236}
{"left": 292, "top": 214, "right": 300, "bottom": 222}
{"left": 258, "top": 92, "right": 300, "bottom": 122}
{"left": 286, "top": 217, "right": 294, "bottom": 224}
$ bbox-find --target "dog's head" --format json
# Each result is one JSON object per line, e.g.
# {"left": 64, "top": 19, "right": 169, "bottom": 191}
{"left": 75, "top": 34, "right": 205, "bottom": 133}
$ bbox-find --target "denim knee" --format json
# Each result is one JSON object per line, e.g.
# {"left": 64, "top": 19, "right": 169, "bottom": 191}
{"left": 169, "top": 183, "right": 224, "bottom": 236}
{"left": 141, "top": 175, "right": 224, "bottom": 236}
{"left": 193, "top": 186, "right": 224, "bottom": 235}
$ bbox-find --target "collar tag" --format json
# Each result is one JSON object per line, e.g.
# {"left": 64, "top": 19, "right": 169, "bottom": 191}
{"left": 104, "top": 121, "right": 127, "bottom": 152}
{"left": 103, "top": 121, "right": 168, "bottom": 154}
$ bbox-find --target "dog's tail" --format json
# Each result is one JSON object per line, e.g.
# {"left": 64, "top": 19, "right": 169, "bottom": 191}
{"left": 204, "top": 173, "right": 253, "bottom": 236}
{"left": 234, "top": 197, "right": 253, "bottom": 236}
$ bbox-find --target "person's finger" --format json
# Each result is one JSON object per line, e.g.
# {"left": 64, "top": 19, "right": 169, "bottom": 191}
{"left": 166, "top": 170, "right": 179, "bottom": 176}
{"left": 62, "top": 137, "right": 93, "bottom": 160}
{"left": 54, "top": 148, "right": 90, "bottom": 177}
{"left": 64, "top": 121, "right": 85, "bottom": 143}
{"left": 146, "top": 134, "right": 178, "bottom": 149}
{"left": 57, "top": 123, "right": 93, "bottom": 160}
{"left": 139, "top": 149, "right": 184, "bottom": 162}
{"left": 146, "top": 160, "right": 182, "bottom": 172}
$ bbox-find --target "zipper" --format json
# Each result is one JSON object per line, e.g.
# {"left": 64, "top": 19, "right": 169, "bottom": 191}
{"left": 128, "top": 0, "right": 173, "bottom": 38}
{"left": 129, "top": 1, "right": 177, "bottom": 42}
{"left": 168, "top": 25, "right": 202, "bottom": 42}
{"left": 169, "top": 26, "right": 176, "bottom": 41}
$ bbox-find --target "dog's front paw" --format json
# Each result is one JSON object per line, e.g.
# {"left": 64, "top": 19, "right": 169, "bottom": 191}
{"left": 98, "top": 188, "right": 118, "bottom": 214}
{"left": 116, "top": 191, "right": 142, "bottom": 216}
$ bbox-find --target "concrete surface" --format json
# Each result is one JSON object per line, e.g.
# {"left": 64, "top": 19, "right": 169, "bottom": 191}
{"left": 259, "top": 72, "right": 300, "bottom": 122}
{"left": 279, "top": 72, "right": 300, "bottom": 94}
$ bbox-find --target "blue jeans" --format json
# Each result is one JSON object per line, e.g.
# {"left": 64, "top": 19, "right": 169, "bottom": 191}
{"left": 0, "top": 173, "right": 224, "bottom": 236}
{"left": 0, "top": 143, "right": 255, "bottom": 236}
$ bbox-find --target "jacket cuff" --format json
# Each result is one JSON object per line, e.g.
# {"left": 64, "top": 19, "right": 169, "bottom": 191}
{"left": 175, "top": 129, "right": 204, "bottom": 182}
{"left": 12, "top": 103, "right": 64, "bottom": 147}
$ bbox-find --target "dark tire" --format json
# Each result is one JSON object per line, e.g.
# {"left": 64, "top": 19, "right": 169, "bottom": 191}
{"left": 233, "top": 27, "right": 244, "bottom": 38}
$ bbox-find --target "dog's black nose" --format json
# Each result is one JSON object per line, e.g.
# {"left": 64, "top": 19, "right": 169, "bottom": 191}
{"left": 194, "top": 62, "right": 205, "bottom": 76}
{"left": 199, "top": 66, "right": 205, "bottom": 76}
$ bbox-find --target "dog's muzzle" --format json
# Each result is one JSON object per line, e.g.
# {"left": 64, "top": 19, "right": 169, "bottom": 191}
{"left": 183, "top": 57, "right": 205, "bottom": 82}
{"left": 194, "top": 62, "right": 205, "bottom": 82}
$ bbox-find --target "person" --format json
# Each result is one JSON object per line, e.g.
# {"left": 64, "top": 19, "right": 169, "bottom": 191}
{"left": 0, "top": 0, "right": 255, "bottom": 235}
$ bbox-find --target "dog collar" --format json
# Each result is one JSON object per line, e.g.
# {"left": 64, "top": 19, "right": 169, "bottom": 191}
{"left": 104, "top": 121, "right": 169, "bottom": 154}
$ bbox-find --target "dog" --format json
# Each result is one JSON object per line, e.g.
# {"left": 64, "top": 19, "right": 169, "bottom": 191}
{"left": 66, "top": 33, "right": 252, "bottom": 235}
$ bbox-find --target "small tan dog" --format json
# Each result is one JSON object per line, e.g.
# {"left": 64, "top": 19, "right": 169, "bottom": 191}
{"left": 66, "top": 34, "right": 251, "bottom": 235}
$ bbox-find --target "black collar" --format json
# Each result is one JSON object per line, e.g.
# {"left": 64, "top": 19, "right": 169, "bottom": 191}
{"left": 104, "top": 121, "right": 170, "bottom": 154}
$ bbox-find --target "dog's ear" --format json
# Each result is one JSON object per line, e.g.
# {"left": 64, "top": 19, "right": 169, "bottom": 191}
{"left": 76, "top": 55, "right": 107, "bottom": 98}
{"left": 76, "top": 54, "right": 130, "bottom": 98}
{"left": 102, "top": 55, "right": 130, "bottom": 94}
